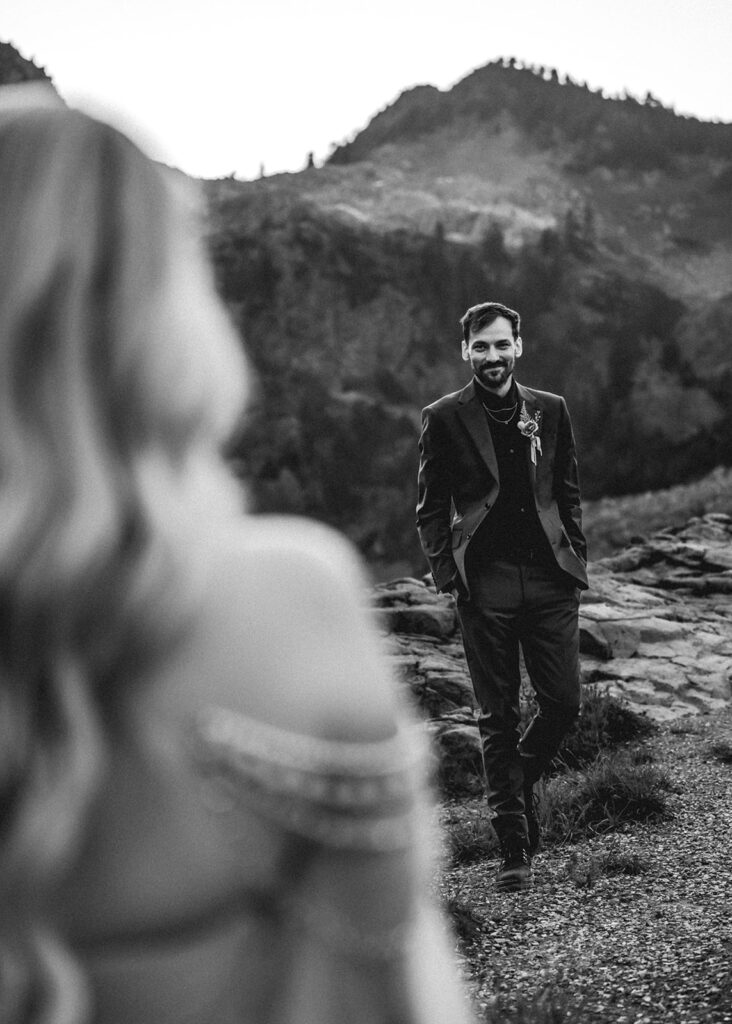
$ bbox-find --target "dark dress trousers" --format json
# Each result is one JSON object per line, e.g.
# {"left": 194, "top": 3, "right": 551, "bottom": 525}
{"left": 416, "top": 378, "right": 588, "bottom": 841}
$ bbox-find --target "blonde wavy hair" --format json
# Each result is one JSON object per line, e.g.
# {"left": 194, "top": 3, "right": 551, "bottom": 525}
{"left": 0, "top": 97, "right": 248, "bottom": 1021}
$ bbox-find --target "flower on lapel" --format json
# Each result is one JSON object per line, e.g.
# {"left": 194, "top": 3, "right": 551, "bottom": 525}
{"left": 517, "top": 402, "right": 542, "bottom": 463}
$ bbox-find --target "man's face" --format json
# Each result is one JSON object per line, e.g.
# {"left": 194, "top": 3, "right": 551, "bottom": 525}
{"left": 462, "top": 316, "right": 523, "bottom": 394}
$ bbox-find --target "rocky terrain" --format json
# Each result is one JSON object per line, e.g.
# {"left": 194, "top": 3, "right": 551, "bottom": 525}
{"left": 443, "top": 713, "right": 732, "bottom": 1023}
{"left": 373, "top": 514, "right": 732, "bottom": 791}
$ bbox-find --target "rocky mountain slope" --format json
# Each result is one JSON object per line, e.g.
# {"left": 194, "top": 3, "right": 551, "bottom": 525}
{"left": 327, "top": 61, "right": 732, "bottom": 302}
{"left": 203, "top": 62, "right": 732, "bottom": 575}
{"left": 374, "top": 513, "right": 732, "bottom": 792}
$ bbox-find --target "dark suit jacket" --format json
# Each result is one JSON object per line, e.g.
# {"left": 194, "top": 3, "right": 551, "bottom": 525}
{"left": 416, "top": 379, "right": 588, "bottom": 595}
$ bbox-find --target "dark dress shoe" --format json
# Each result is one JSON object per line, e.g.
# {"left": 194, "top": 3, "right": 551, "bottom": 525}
{"left": 495, "top": 836, "right": 533, "bottom": 892}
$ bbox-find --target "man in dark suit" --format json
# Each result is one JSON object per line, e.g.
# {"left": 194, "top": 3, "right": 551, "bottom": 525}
{"left": 416, "top": 301, "right": 588, "bottom": 892}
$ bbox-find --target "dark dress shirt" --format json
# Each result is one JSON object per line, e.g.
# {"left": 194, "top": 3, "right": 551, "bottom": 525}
{"left": 468, "top": 379, "right": 555, "bottom": 570}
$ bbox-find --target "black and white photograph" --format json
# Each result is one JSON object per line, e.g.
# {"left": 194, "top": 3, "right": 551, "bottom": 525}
{"left": 1, "top": 2, "right": 731, "bottom": 1022}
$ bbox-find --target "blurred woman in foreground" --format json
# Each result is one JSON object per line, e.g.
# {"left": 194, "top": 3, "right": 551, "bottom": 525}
{"left": 0, "top": 92, "right": 473, "bottom": 1024}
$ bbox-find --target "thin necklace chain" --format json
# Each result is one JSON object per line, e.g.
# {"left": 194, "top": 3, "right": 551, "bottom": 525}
{"left": 482, "top": 401, "right": 517, "bottom": 423}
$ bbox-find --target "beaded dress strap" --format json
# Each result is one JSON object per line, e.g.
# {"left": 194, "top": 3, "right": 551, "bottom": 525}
{"left": 193, "top": 707, "right": 429, "bottom": 852}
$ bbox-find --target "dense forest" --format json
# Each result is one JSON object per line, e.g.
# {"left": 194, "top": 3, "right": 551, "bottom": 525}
{"left": 208, "top": 194, "right": 732, "bottom": 577}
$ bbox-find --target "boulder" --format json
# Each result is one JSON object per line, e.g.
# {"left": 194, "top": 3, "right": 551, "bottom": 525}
{"left": 580, "top": 619, "right": 641, "bottom": 660}
{"left": 373, "top": 578, "right": 458, "bottom": 636}
{"left": 378, "top": 603, "right": 457, "bottom": 637}
{"left": 425, "top": 720, "right": 484, "bottom": 796}
{"left": 371, "top": 515, "right": 732, "bottom": 785}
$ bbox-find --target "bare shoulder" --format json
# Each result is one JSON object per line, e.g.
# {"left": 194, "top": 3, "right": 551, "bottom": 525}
{"left": 217, "top": 514, "right": 367, "bottom": 601}
{"left": 156, "top": 516, "right": 400, "bottom": 743}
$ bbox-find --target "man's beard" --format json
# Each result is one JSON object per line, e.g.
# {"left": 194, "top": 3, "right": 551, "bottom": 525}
{"left": 476, "top": 360, "right": 514, "bottom": 390}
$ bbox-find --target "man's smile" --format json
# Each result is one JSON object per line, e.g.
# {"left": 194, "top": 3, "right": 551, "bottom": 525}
{"left": 480, "top": 363, "right": 509, "bottom": 376}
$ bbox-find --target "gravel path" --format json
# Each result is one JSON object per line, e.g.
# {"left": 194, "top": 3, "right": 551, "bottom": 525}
{"left": 439, "top": 709, "right": 732, "bottom": 1023}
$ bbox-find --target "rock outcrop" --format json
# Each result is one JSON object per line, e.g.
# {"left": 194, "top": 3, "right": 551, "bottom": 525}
{"left": 373, "top": 514, "right": 732, "bottom": 790}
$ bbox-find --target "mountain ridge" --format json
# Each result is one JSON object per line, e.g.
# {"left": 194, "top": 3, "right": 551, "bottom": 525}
{"left": 244, "top": 61, "right": 732, "bottom": 303}
{"left": 0, "top": 40, "right": 53, "bottom": 88}
{"left": 329, "top": 60, "right": 732, "bottom": 170}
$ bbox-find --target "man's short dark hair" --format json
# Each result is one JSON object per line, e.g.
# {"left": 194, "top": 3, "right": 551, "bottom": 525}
{"left": 459, "top": 301, "right": 521, "bottom": 343}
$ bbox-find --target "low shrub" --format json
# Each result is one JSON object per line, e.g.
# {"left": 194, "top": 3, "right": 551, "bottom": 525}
{"left": 540, "top": 751, "right": 672, "bottom": 844}
{"left": 519, "top": 685, "right": 655, "bottom": 775}
{"left": 565, "top": 847, "right": 650, "bottom": 888}
{"left": 599, "top": 848, "right": 650, "bottom": 876}
{"left": 554, "top": 686, "right": 656, "bottom": 772}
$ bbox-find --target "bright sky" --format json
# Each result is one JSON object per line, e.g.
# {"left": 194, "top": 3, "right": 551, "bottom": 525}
{"left": 3, "top": 0, "right": 731, "bottom": 180}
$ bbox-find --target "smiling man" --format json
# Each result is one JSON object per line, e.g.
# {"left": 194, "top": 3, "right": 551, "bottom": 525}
{"left": 416, "top": 301, "right": 588, "bottom": 892}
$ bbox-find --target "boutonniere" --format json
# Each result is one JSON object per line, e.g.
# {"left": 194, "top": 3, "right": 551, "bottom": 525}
{"left": 517, "top": 402, "right": 542, "bottom": 464}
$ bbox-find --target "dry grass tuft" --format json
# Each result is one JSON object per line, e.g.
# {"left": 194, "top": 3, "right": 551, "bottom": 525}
{"left": 540, "top": 752, "right": 672, "bottom": 844}
{"left": 554, "top": 686, "right": 656, "bottom": 772}
{"left": 565, "top": 847, "right": 650, "bottom": 888}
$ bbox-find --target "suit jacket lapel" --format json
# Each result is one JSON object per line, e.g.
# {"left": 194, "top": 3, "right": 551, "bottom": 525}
{"left": 457, "top": 380, "right": 499, "bottom": 484}
{"left": 516, "top": 382, "right": 538, "bottom": 416}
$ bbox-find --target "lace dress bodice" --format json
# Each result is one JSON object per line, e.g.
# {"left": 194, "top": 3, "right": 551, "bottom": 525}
{"left": 78, "top": 707, "right": 471, "bottom": 1024}
{"left": 193, "top": 709, "right": 431, "bottom": 965}
{"left": 195, "top": 706, "right": 426, "bottom": 850}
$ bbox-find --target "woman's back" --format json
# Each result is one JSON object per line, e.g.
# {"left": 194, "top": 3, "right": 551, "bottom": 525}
{"left": 49, "top": 518, "right": 470, "bottom": 1024}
